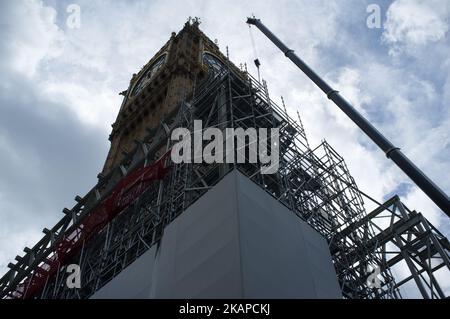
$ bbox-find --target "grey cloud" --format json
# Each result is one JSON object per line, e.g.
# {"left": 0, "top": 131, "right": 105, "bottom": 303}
{"left": 0, "top": 69, "right": 109, "bottom": 273}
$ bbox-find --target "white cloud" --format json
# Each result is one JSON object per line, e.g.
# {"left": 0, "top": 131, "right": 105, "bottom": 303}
{"left": 0, "top": 0, "right": 63, "bottom": 76}
{"left": 40, "top": 80, "right": 120, "bottom": 128}
{"left": 383, "top": 0, "right": 450, "bottom": 55}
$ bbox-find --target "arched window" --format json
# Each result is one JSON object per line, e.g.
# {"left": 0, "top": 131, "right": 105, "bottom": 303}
{"left": 131, "top": 54, "right": 167, "bottom": 97}
{"left": 203, "top": 52, "right": 227, "bottom": 77}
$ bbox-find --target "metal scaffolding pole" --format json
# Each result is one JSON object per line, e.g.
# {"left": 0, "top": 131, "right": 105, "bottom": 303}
{"left": 1, "top": 50, "right": 448, "bottom": 299}
{"left": 246, "top": 17, "right": 450, "bottom": 217}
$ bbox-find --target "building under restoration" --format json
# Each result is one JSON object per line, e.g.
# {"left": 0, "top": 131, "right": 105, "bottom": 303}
{"left": 1, "top": 19, "right": 449, "bottom": 299}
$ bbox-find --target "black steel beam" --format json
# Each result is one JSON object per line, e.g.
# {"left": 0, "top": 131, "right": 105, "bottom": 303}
{"left": 246, "top": 17, "right": 450, "bottom": 217}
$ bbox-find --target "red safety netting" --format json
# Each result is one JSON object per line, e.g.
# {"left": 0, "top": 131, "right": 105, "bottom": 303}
{"left": 14, "top": 153, "right": 170, "bottom": 299}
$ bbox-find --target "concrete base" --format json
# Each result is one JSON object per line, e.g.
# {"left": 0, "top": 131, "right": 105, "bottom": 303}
{"left": 91, "top": 170, "right": 342, "bottom": 299}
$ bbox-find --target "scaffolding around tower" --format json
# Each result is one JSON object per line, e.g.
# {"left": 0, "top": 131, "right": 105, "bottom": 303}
{"left": 1, "top": 48, "right": 449, "bottom": 299}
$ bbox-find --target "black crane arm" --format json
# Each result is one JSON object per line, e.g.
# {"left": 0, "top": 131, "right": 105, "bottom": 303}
{"left": 246, "top": 17, "right": 450, "bottom": 217}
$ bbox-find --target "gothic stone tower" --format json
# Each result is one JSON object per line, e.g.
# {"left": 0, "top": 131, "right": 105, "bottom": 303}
{"left": 1, "top": 19, "right": 344, "bottom": 299}
{"left": 2, "top": 18, "right": 449, "bottom": 300}
{"left": 102, "top": 19, "right": 240, "bottom": 175}
{"left": 88, "top": 19, "right": 342, "bottom": 299}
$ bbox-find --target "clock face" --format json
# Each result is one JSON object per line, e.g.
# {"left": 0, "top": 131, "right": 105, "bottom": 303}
{"left": 203, "top": 53, "right": 227, "bottom": 77}
{"left": 131, "top": 54, "right": 167, "bottom": 97}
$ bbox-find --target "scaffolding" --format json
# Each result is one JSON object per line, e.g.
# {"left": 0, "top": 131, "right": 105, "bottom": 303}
{"left": 1, "top": 55, "right": 449, "bottom": 299}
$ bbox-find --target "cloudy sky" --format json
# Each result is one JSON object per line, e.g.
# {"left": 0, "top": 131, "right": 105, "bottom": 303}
{"left": 1, "top": 0, "right": 449, "bottom": 297}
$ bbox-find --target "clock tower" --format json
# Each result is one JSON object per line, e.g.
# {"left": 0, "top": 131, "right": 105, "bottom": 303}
{"left": 1, "top": 16, "right": 449, "bottom": 301}
{"left": 102, "top": 18, "right": 239, "bottom": 175}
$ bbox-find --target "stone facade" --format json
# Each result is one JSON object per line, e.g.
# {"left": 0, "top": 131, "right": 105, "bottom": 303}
{"left": 102, "top": 19, "right": 241, "bottom": 174}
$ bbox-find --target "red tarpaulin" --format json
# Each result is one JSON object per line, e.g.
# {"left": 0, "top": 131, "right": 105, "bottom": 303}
{"left": 15, "top": 154, "right": 170, "bottom": 299}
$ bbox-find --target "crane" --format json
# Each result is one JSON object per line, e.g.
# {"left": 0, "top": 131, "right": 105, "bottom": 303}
{"left": 246, "top": 16, "right": 450, "bottom": 217}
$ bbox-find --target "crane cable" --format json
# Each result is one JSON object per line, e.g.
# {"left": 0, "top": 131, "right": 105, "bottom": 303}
{"left": 248, "top": 23, "right": 261, "bottom": 82}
